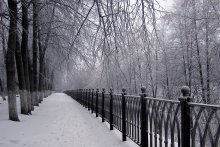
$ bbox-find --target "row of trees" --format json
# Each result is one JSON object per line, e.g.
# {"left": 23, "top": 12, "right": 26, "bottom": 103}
{"left": 2, "top": 0, "right": 220, "bottom": 122}
{"left": 1, "top": 0, "right": 102, "bottom": 121}
{"left": 20, "top": 0, "right": 219, "bottom": 105}
{"left": 0, "top": 0, "right": 57, "bottom": 121}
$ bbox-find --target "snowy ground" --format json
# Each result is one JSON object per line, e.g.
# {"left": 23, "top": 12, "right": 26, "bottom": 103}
{"left": 0, "top": 93, "right": 139, "bottom": 147}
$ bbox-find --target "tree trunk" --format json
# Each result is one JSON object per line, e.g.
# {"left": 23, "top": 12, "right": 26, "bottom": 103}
{"left": 44, "top": 65, "right": 48, "bottom": 96}
{"left": 183, "top": 14, "right": 192, "bottom": 92}
{"left": 15, "top": 34, "right": 28, "bottom": 115}
{"left": 38, "top": 53, "right": 44, "bottom": 102}
{"left": 0, "top": 5, "right": 6, "bottom": 101}
{"left": 0, "top": 1, "right": 6, "bottom": 93}
{"left": 193, "top": 0, "right": 206, "bottom": 102}
{"left": 1, "top": 20, "right": 6, "bottom": 63}
{"left": 0, "top": 77, "right": 6, "bottom": 100}
{"left": 133, "top": 63, "right": 137, "bottom": 94}
{"left": 50, "top": 70, "right": 54, "bottom": 92}
{"left": 204, "top": 0, "right": 211, "bottom": 103}
{"left": 28, "top": 58, "right": 34, "bottom": 110}
{"left": 6, "top": 0, "right": 19, "bottom": 121}
{"left": 0, "top": 17, "right": 6, "bottom": 101}
{"left": 38, "top": 28, "right": 44, "bottom": 102}
{"left": 21, "top": 0, "right": 32, "bottom": 113}
{"left": 183, "top": 55, "right": 188, "bottom": 86}
{"left": 206, "top": 22, "right": 210, "bottom": 103}
{"left": 38, "top": 4, "right": 55, "bottom": 99}
{"left": 44, "top": 61, "right": 48, "bottom": 97}
{"left": 32, "top": 0, "right": 39, "bottom": 106}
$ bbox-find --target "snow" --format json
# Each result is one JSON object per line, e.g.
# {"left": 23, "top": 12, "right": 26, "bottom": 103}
{"left": 0, "top": 93, "right": 139, "bottom": 147}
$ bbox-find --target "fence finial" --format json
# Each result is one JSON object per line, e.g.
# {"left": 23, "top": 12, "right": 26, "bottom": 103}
{"left": 122, "top": 88, "right": 126, "bottom": 94}
{"left": 141, "top": 86, "right": 146, "bottom": 94}
{"left": 110, "top": 88, "right": 113, "bottom": 93}
{"left": 181, "top": 86, "right": 190, "bottom": 97}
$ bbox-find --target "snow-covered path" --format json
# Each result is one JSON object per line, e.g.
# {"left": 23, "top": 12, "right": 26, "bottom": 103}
{"left": 0, "top": 93, "right": 138, "bottom": 147}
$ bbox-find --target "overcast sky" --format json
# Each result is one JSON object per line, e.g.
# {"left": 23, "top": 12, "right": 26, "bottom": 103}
{"left": 158, "top": 0, "right": 174, "bottom": 11}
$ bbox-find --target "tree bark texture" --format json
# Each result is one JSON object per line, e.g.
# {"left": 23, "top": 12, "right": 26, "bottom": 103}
{"left": 32, "top": 0, "right": 39, "bottom": 106}
{"left": 21, "top": 0, "right": 32, "bottom": 112}
{"left": 6, "top": 0, "right": 19, "bottom": 121}
{"left": 15, "top": 34, "right": 28, "bottom": 115}
{"left": 28, "top": 58, "right": 35, "bottom": 110}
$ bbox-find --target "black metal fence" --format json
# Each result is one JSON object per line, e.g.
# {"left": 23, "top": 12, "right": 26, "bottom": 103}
{"left": 64, "top": 86, "right": 220, "bottom": 147}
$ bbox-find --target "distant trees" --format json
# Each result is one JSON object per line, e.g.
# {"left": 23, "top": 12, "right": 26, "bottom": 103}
{"left": 164, "top": 0, "right": 220, "bottom": 103}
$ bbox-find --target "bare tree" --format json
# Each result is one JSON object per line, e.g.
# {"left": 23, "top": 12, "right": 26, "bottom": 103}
{"left": 32, "top": 0, "right": 39, "bottom": 106}
{"left": 21, "top": 0, "right": 32, "bottom": 113}
{"left": 6, "top": 0, "right": 19, "bottom": 121}
{"left": 0, "top": 77, "right": 6, "bottom": 101}
{"left": 15, "top": 34, "right": 28, "bottom": 115}
{"left": 38, "top": 4, "right": 55, "bottom": 102}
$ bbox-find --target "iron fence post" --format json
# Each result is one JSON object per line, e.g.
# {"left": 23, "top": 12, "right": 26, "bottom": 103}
{"left": 96, "top": 89, "right": 99, "bottom": 117}
{"left": 87, "top": 89, "right": 89, "bottom": 109}
{"left": 88, "top": 89, "right": 91, "bottom": 111}
{"left": 85, "top": 89, "right": 88, "bottom": 108}
{"left": 109, "top": 88, "right": 114, "bottom": 130}
{"left": 87, "top": 89, "right": 88, "bottom": 108}
{"left": 82, "top": 89, "right": 85, "bottom": 107}
{"left": 76, "top": 89, "right": 78, "bottom": 102}
{"left": 179, "top": 86, "right": 191, "bottom": 147}
{"left": 140, "top": 87, "right": 148, "bottom": 147}
{"left": 122, "top": 88, "right": 127, "bottom": 141}
{"left": 76, "top": 90, "right": 78, "bottom": 102}
{"left": 91, "top": 89, "right": 94, "bottom": 113}
{"left": 77, "top": 89, "right": 79, "bottom": 104}
{"left": 102, "top": 88, "right": 105, "bottom": 122}
{"left": 81, "top": 89, "right": 83, "bottom": 104}
{"left": 86, "top": 89, "right": 88, "bottom": 109}
{"left": 74, "top": 90, "right": 75, "bottom": 100}
{"left": 84, "top": 89, "right": 86, "bottom": 107}
{"left": 79, "top": 89, "right": 80, "bottom": 103}
{"left": 80, "top": 89, "right": 82, "bottom": 105}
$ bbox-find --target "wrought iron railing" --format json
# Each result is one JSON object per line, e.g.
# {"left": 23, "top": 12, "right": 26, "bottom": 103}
{"left": 64, "top": 86, "right": 220, "bottom": 147}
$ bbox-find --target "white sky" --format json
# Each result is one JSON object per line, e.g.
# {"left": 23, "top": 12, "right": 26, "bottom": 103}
{"left": 130, "top": 0, "right": 175, "bottom": 11}
{"left": 157, "top": 0, "right": 174, "bottom": 11}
